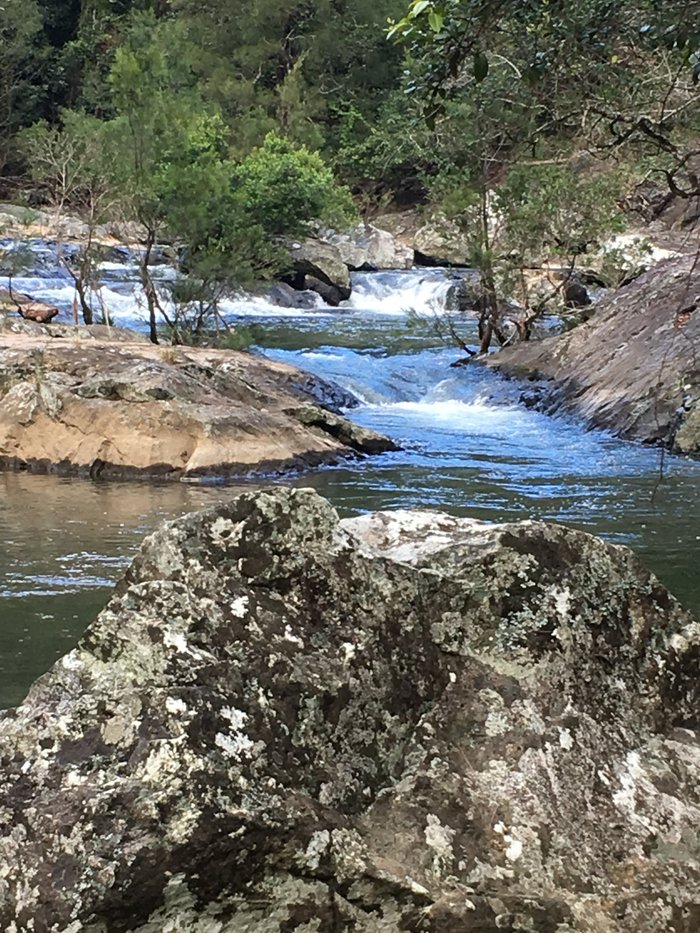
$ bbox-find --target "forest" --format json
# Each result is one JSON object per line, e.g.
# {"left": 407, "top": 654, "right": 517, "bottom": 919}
{"left": 2, "top": 0, "right": 699, "bottom": 303}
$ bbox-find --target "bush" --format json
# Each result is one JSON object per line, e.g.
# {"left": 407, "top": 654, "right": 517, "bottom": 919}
{"left": 234, "top": 133, "right": 358, "bottom": 236}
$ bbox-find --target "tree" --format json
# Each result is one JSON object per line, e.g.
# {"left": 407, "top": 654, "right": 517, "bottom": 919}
{"left": 387, "top": 0, "right": 700, "bottom": 350}
{"left": 170, "top": 0, "right": 406, "bottom": 167}
{"left": 103, "top": 12, "right": 357, "bottom": 343}
{"left": 19, "top": 112, "right": 119, "bottom": 324}
{"left": 105, "top": 12, "right": 212, "bottom": 342}
{"left": 389, "top": 0, "right": 700, "bottom": 194}
{"left": 233, "top": 133, "right": 358, "bottom": 237}
{"left": 0, "top": 0, "right": 46, "bottom": 178}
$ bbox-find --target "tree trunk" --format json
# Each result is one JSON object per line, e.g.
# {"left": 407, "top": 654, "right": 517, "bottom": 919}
{"left": 477, "top": 184, "right": 501, "bottom": 354}
{"left": 141, "top": 231, "right": 158, "bottom": 345}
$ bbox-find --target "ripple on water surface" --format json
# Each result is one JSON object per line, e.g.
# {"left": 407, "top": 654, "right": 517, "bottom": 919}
{"left": 2, "top": 264, "right": 700, "bottom": 707}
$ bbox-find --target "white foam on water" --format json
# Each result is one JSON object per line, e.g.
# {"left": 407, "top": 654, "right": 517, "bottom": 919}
{"left": 97, "top": 261, "right": 138, "bottom": 274}
{"left": 219, "top": 294, "right": 332, "bottom": 318}
{"left": 374, "top": 398, "right": 519, "bottom": 421}
{"left": 300, "top": 351, "right": 345, "bottom": 362}
{"left": 344, "top": 269, "right": 458, "bottom": 316}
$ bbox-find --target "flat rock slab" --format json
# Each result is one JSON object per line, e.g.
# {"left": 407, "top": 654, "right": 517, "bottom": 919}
{"left": 487, "top": 255, "right": 700, "bottom": 452}
{"left": 0, "top": 488, "right": 699, "bottom": 931}
{"left": 0, "top": 330, "right": 395, "bottom": 479}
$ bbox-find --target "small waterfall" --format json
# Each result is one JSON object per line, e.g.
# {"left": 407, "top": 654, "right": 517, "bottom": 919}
{"left": 344, "top": 268, "right": 474, "bottom": 315}
{"left": 3, "top": 238, "right": 480, "bottom": 327}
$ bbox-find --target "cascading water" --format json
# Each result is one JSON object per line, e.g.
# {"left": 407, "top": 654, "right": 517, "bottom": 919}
{"left": 343, "top": 268, "right": 469, "bottom": 315}
{"left": 3, "top": 244, "right": 700, "bottom": 706}
{"left": 4, "top": 241, "right": 471, "bottom": 326}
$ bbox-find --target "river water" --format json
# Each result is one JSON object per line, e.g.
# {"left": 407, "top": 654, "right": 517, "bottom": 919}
{"left": 1, "top": 253, "right": 699, "bottom": 708}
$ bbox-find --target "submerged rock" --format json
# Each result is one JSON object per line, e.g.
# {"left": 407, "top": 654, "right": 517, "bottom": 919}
{"left": 0, "top": 487, "right": 699, "bottom": 931}
{"left": 488, "top": 254, "right": 700, "bottom": 453}
{"left": 0, "top": 334, "right": 394, "bottom": 479}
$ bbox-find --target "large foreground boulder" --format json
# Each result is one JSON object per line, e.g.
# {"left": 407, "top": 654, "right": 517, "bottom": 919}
{"left": 488, "top": 254, "right": 700, "bottom": 453}
{"left": 0, "top": 334, "right": 394, "bottom": 478}
{"left": 1, "top": 487, "right": 699, "bottom": 931}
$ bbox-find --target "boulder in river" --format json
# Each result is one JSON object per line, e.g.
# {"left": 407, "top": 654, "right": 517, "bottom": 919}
{"left": 414, "top": 213, "right": 472, "bottom": 266}
{"left": 0, "top": 288, "right": 60, "bottom": 324}
{"left": 303, "top": 273, "right": 348, "bottom": 307}
{"left": 563, "top": 276, "right": 591, "bottom": 308}
{"left": 266, "top": 281, "right": 320, "bottom": 309}
{"left": 285, "top": 237, "right": 351, "bottom": 303}
{"left": 0, "top": 332, "right": 394, "bottom": 479}
{"left": 323, "top": 222, "right": 414, "bottom": 270}
{"left": 488, "top": 254, "right": 700, "bottom": 454}
{"left": 0, "top": 487, "right": 699, "bottom": 930}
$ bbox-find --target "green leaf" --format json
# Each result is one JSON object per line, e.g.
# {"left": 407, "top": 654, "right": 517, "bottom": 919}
{"left": 428, "top": 11, "right": 443, "bottom": 32}
{"left": 409, "top": 0, "right": 430, "bottom": 19}
{"left": 473, "top": 51, "right": 489, "bottom": 83}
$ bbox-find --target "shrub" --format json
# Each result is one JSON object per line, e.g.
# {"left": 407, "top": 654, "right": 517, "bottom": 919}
{"left": 234, "top": 133, "right": 358, "bottom": 236}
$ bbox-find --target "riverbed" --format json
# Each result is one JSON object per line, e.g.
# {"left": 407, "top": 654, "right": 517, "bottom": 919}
{"left": 1, "top": 260, "right": 699, "bottom": 707}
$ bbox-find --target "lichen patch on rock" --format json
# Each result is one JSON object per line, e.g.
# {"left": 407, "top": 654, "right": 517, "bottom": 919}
{"left": 0, "top": 487, "right": 698, "bottom": 931}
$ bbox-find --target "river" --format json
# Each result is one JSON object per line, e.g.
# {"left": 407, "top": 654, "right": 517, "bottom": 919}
{"left": 1, "top": 254, "right": 699, "bottom": 708}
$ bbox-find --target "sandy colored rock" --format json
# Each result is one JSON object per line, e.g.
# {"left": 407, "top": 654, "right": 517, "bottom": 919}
{"left": 0, "top": 331, "right": 395, "bottom": 479}
{"left": 0, "top": 487, "right": 699, "bottom": 931}
{"left": 0, "top": 290, "right": 60, "bottom": 323}
{"left": 488, "top": 254, "right": 700, "bottom": 452}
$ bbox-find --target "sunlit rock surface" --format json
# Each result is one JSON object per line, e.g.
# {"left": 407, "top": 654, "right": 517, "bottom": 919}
{"left": 0, "top": 487, "right": 699, "bottom": 931}
{"left": 489, "top": 254, "right": 700, "bottom": 455}
{"left": 323, "top": 222, "right": 414, "bottom": 271}
{"left": 0, "top": 328, "right": 393, "bottom": 479}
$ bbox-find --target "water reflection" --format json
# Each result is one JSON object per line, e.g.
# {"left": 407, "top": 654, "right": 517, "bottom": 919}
{"left": 0, "top": 473, "right": 252, "bottom": 707}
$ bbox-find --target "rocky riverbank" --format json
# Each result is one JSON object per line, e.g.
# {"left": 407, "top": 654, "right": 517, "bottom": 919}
{"left": 488, "top": 254, "right": 700, "bottom": 454}
{"left": 0, "top": 318, "right": 395, "bottom": 479}
{"left": 0, "top": 487, "right": 698, "bottom": 931}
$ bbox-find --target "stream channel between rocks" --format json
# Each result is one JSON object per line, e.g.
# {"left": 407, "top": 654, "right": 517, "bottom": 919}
{"left": 1, "top": 248, "right": 700, "bottom": 707}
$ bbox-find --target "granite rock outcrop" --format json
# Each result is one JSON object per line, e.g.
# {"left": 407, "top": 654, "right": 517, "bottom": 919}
{"left": 0, "top": 487, "right": 698, "bottom": 931}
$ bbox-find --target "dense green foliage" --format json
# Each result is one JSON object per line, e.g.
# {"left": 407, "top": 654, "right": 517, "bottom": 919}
{"left": 3, "top": 0, "right": 700, "bottom": 345}
{"left": 4, "top": 0, "right": 700, "bottom": 195}
{"left": 384, "top": 0, "right": 700, "bottom": 347}
{"left": 234, "top": 134, "right": 358, "bottom": 236}
{"left": 0, "top": 0, "right": 408, "bottom": 190}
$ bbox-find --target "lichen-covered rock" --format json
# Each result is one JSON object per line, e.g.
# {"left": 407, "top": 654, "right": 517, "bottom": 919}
{"left": 1, "top": 488, "right": 700, "bottom": 931}
{"left": 414, "top": 214, "right": 471, "bottom": 266}
{"left": 0, "top": 336, "right": 394, "bottom": 478}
